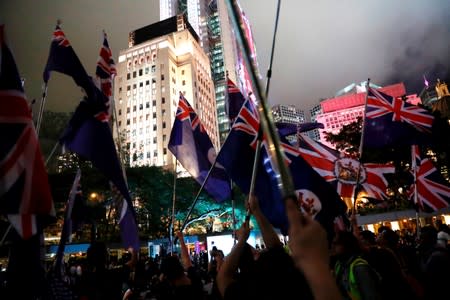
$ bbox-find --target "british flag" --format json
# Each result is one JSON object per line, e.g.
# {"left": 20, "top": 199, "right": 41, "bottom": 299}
{"left": 0, "top": 25, "right": 54, "bottom": 239}
{"left": 168, "top": 94, "right": 230, "bottom": 202}
{"left": 409, "top": 145, "right": 450, "bottom": 212}
{"left": 297, "top": 135, "right": 394, "bottom": 200}
{"left": 217, "top": 99, "right": 348, "bottom": 238}
{"left": 226, "top": 77, "right": 246, "bottom": 122}
{"left": 364, "top": 87, "right": 434, "bottom": 148}
{"left": 95, "top": 31, "right": 116, "bottom": 122}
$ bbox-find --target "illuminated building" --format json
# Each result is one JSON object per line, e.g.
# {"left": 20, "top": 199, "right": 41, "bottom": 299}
{"left": 160, "top": 0, "right": 239, "bottom": 143}
{"left": 114, "top": 15, "right": 219, "bottom": 168}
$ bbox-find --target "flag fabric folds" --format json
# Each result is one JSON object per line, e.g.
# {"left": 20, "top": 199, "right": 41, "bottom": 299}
{"left": 217, "top": 99, "right": 348, "bottom": 238}
{"left": 168, "top": 93, "right": 231, "bottom": 202}
{"left": 276, "top": 122, "right": 324, "bottom": 138}
{"left": 409, "top": 145, "right": 450, "bottom": 212}
{"left": 95, "top": 31, "right": 116, "bottom": 122}
{"left": 44, "top": 24, "right": 140, "bottom": 251}
{"left": 226, "top": 77, "right": 246, "bottom": 122}
{"left": 43, "top": 24, "right": 96, "bottom": 99}
{"left": 0, "top": 25, "right": 55, "bottom": 239}
{"left": 363, "top": 87, "right": 434, "bottom": 148}
{"left": 297, "top": 135, "right": 395, "bottom": 200}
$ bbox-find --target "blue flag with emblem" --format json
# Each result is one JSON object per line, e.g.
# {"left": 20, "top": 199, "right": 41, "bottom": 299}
{"left": 217, "top": 99, "right": 348, "bottom": 238}
{"left": 168, "top": 93, "right": 231, "bottom": 202}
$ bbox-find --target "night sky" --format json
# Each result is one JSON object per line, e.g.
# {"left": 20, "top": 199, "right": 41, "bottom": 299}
{"left": 1, "top": 0, "right": 449, "bottom": 116}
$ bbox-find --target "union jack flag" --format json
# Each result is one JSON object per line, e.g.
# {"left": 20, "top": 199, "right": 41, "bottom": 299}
{"left": 217, "top": 99, "right": 348, "bottom": 238}
{"left": 176, "top": 93, "right": 204, "bottom": 132}
{"left": 297, "top": 135, "right": 394, "bottom": 200}
{"left": 95, "top": 31, "right": 116, "bottom": 122}
{"left": 0, "top": 25, "right": 54, "bottom": 239}
{"left": 409, "top": 145, "right": 450, "bottom": 212}
{"left": 169, "top": 94, "right": 231, "bottom": 202}
{"left": 363, "top": 87, "right": 434, "bottom": 148}
{"left": 226, "top": 77, "right": 246, "bottom": 122}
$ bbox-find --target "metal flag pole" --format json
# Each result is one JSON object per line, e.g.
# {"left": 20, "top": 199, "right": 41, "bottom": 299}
{"left": 411, "top": 145, "right": 421, "bottom": 239}
{"left": 246, "top": 139, "right": 262, "bottom": 221}
{"left": 35, "top": 83, "right": 48, "bottom": 136}
{"left": 225, "top": 0, "right": 295, "bottom": 201}
{"left": 351, "top": 78, "right": 371, "bottom": 215}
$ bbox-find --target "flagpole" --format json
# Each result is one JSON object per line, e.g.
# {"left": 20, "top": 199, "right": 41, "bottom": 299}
{"left": 170, "top": 161, "right": 177, "bottom": 253}
{"left": 411, "top": 145, "right": 421, "bottom": 239}
{"left": 54, "top": 168, "right": 81, "bottom": 276}
{"left": 35, "top": 83, "right": 48, "bottom": 136}
{"left": 246, "top": 139, "right": 262, "bottom": 221}
{"left": 352, "top": 78, "right": 371, "bottom": 215}
{"left": 225, "top": 0, "right": 295, "bottom": 201}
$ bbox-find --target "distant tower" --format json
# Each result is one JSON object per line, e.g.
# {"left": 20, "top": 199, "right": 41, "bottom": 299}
{"left": 115, "top": 15, "right": 219, "bottom": 168}
{"left": 271, "top": 104, "right": 305, "bottom": 144}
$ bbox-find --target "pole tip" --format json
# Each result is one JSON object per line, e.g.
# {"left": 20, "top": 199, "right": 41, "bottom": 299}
{"left": 56, "top": 19, "right": 62, "bottom": 26}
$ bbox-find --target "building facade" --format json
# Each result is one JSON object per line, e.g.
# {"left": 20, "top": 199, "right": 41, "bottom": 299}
{"left": 160, "top": 0, "right": 239, "bottom": 143}
{"left": 271, "top": 104, "right": 306, "bottom": 144}
{"left": 114, "top": 15, "right": 219, "bottom": 168}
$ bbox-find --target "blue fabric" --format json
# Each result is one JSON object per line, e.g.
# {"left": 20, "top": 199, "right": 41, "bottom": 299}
{"left": 168, "top": 95, "right": 231, "bottom": 202}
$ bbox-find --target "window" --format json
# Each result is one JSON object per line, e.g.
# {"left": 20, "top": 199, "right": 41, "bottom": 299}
{"left": 153, "top": 112, "right": 156, "bottom": 118}
{"left": 146, "top": 102, "right": 150, "bottom": 108}
{"left": 154, "top": 150, "right": 157, "bottom": 157}
{"left": 161, "top": 74, "right": 165, "bottom": 80}
{"left": 133, "top": 71, "right": 136, "bottom": 78}
{"left": 152, "top": 100, "right": 156, "bottom": 106}
{"left": 163, "top": 135, "right": 166, "bottom": 142}
{"left": 127, "top": 107, "right": 130, "bottom": 113}
{"left": 153, "top": 137, "right": 157, "bottom": 144}
{"left": 119, "top": 87, "right": 122, "bottom": 93}
{"left": 127, "top": 73, "right": 130, "bottom": 80}
{"left": 162, "top": 121, "right": 166, "bottom": 129}
{"left": 153, "top": 125, "right": 157, "bottom": 131}
{"left": 146, "top": 80, "right": 150, "bottom": 85}
{"left": 162, "top": 97, "right": 165, "bottom": 104}
{"left": 147, "top": 152, "right": 151, "bottom": 158}
{"left": 151, "top": 65, "right": 156, "bottom": 72}
{"left": 139, "top": 104, "right": 143, "bottom": 110}
{"left": 139, "top": 69, "right": 143, "bottom": 76}
{"left": 133, "top": 84, "right": 136, "bottom": 89}
{"left": 118, "top": 109, "right": 122, "bottom": 116}
{"left": 133, "top": 106, "right": 136, "bottom": 112}
{"left": 127, "top": 85, "right": 131, "bottom": 91}
{"left": 182, "top": 80, "right": 186, "bottom": 86}
{"left": 139, "top": 82, "right": 143, "bottom": 87}
{"left": 162, "top": 109, "right": 166, "bottom": 116}
{"left": 163, "top": 148, "right": 167, "bottom": 155}
{"left": 118, "top": 121, "right": 122, "bottom": 127}
{"left": 181, "top": 69, "right": 185, "bottom": 75}
{"left": 127, "top": 119, "right": 130, "bottom": 125}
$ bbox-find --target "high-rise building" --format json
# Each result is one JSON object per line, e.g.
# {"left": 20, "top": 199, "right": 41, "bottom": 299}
{"left": 271, "top": 104, "right": 305, "bottom": 144}
{"left": 309, "top": 103, "right": 323, "bottom": 141}
{"left": 160, "top": 0, "right": 238, "bottom": 143}
{"left": 114, "top": 15, "right": 219, "bottom": 168}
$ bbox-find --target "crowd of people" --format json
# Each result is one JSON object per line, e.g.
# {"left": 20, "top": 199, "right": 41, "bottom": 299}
{"left": 2, "top": 196, "right": 450, "bottom": 299}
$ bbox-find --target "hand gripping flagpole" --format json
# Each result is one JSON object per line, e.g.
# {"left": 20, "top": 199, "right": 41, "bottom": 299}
{"left": 225, "top": 0, "right": 296, "bottom": 201}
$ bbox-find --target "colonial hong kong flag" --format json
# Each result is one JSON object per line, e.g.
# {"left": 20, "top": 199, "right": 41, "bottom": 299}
{"left": 363, "top": 87, "right": 434, "bottom": 148}
{"left": 43, "top": 25, "right": 139, "bottom": 251}
{"left": 95, "top": 31, "right": 116, "bottom": 122}
{"left": 43, "top": 23, "right": 96, "bottom": 99}
{"left": 0, "top": 25, "right": 54, "bottom": 239}
{"left": 168, "top": 93, "right": 231, "bottom": 202}
{"left": 226, "top": 77, "right": 245, "bottom": 122}
{"left": 297, "top": 135, "right": 395, "bottom": 200}
{"left": 217, "top": 99, "right": 348, "bottom": 239}
{"left": 409, "top": 145, "right": 450, "bottom": 212}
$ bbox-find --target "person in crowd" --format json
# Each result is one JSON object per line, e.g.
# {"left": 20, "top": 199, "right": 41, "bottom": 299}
{"left": 217, "top": 194, "right": 341, "bottom": 300}
{"left": 154, "top": 231, "right": 205, "bottom": 300}
{"left": 77, "top": 242, "right": 135, "bottom": 300}
{"left": 416, "top": 225, "right": 450, "bottom": 299}
{"left": 435, "top": 219, "right": 450, "bottom": 248}
{"left": 357, "top": 230, "right": 419, "bottom": 300}
{"left": 332, "top": 230, "right": 382, "bottom": 300}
